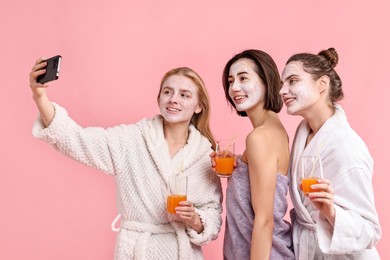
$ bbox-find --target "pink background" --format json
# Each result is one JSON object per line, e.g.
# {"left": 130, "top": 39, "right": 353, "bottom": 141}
{"left": 1, "top": 0, "right": 389, "bottom": 259}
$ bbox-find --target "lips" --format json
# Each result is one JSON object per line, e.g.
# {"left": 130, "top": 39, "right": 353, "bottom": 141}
{"left": 167, "top": 107, "right": 181, "bottom": 112}
{"left": 233, "top": 95, "right": 247, "bottom": 104}
{"left": 283, "top": 96, "right": 296, "bottom": 105}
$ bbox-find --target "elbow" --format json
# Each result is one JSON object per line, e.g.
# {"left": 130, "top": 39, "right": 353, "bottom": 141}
{"left": 367, "top": 223, "right": 382, "bottom": 248}
{"left": 253, "top": 215, "right": 274, "bottom": 232}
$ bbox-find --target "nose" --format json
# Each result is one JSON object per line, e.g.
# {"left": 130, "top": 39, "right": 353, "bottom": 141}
{"left": 230, "top": 81, "right": 241, "bottom": 92}
{"left": 169, "top": 92, "right": 179, "bottom": 103}
{"left": 279, "top": 84, "right": 289, "bottom": 95}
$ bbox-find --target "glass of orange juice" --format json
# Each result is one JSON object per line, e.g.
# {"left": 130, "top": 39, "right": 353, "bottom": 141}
{"left": 215, "top": 139, "right": 235, "bottom": 177}
{"left": 300, "top": 155, "right": 324, "bottom": 195}
{"left": 167, "top": 175, "right": 188, "bottom": 214}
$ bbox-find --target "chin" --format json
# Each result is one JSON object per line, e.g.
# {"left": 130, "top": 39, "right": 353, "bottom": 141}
{"left": 286, "top": 107, "right": 299, "bottom": 116}
{"left": 163, "top": 116, "right": 189, "bottom": 125}
{"left": 235, "top": 105, "right": 249, "bottom": 112}
{"left": 162, "top": 117, "right": 179, "bottom": 123}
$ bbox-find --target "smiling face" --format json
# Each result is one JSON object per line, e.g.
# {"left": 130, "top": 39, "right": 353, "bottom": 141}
{"left": 158, "top": 74, "right": 202, "bottom": 125}
{"left": 280, "top": 61, "right": 321, "bottom": 116}
{"left": 228, "top": 58, "right": 265, "bottom": 113}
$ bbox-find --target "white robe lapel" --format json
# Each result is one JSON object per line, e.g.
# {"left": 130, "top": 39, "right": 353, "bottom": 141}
{"left": 140, "top": 115, "right": 212, "bottom": 188}
{"left": 291, "top": 105, "right": 346, "bottom": 224}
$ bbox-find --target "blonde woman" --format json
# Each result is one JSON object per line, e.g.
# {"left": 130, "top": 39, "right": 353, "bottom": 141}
{"left": 30, "top": 58, "right": 223, "bottom": 260}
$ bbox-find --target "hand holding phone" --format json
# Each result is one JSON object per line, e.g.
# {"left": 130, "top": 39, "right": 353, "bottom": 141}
{"left": 37, "top": 55, "right": 62, "bottom": 84}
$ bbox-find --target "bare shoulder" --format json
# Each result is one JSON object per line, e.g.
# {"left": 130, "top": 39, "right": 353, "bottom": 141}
{"left": 245, "top": 114, "right": 290, "bottom": 176}
{"left": 247, "top": 116, "right": 289, "bottom": 148}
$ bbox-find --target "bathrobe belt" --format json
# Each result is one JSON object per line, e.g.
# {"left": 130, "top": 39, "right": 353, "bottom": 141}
{"left": 111, "top": 214, "right": 192, "bottom": 259}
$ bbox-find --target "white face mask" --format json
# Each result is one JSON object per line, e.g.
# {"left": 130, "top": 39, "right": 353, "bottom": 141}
{"left": 228, "top": 58, "right": 264, "bottom": 113}
{"left": 280, "top": 61, "right": 320, "bottom": 115}
{"left": 158, "top": 75, "right": 202, "bottom": 124}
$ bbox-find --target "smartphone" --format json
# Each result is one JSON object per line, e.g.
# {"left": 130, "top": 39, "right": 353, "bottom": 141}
{"left": 37, "top": 55, "right": 62, "bottom": 84}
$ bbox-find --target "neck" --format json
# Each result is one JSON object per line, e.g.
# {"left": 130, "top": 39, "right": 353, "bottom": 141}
{"left": 163, "top": 120, "right": 190, "bottom": 145}
{"left": 247, "top": 106, "right": 269, "bottom": 128}
{"left": 305, "top": 103, "right": 335, "bottom": 134}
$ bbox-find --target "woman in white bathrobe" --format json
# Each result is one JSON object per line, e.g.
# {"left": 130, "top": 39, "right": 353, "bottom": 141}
{"left": 29, "top": 58, "right": 223, "bottom": 260}
{"left": 279, "top": 48, "right": 381, "bottom": 259}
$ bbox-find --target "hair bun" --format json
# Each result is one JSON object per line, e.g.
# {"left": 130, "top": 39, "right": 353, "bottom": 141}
{"left": 318, "top": 48, "right": 339, "bottom": 69}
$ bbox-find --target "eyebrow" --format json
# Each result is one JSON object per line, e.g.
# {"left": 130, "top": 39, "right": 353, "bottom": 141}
{"left": 283, "top": 74, "right": 298, "bottom": 81}
{"left": 229, "top": 71, "right": 249, "bottom": 78}
{"left": 238, "top": 71, "right": 249, "bottom": 75}
{"left": 181, "top": 89, "right": 192, "bottom": 94}
{"left": 162, "top": 86, "right": 192, "bottom": 93}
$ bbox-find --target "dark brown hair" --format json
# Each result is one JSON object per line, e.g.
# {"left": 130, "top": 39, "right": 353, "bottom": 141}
{"left": 222, "top": 49, "right": 283, "bottom": 116}
{"left": 286, "top": 47, "right": 344, "bottom": 103}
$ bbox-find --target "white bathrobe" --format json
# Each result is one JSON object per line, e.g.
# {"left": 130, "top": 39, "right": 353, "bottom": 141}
{"left": 289, "top": 105, "right": 381, "bottom": 260}
{"left": 32, "top": 103, "right": 223, "bottom": 260}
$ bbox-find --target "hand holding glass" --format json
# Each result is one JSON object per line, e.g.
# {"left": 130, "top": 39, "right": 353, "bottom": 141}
{"left": 215, "top": 139, "right": 235, "bottom": 177}
{"left": 300, "top": 155, "right": 324, "bottom": 195}
{"left": 167, "top": 175, "right": 188, "bottom": 214}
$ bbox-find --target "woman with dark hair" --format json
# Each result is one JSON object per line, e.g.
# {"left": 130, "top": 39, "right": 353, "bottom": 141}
{"left": 29, "top": 58, "right": 223, "bottom": 259}
{"left": 280, "top": 48, "right": 381, "bottom": 259}
{"left": 217, "top": 49, "right": 294, "bottom": 259}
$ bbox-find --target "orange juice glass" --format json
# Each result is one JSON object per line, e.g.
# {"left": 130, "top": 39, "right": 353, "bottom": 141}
{"left": 215, "top": 139, "right": 235, "bottom": 177}
{"left": 167, "top": 194, "right": 187, "bottom": 214}
{"left": 166, "top": 175, "right": 188, "bottom": 214}
{"left": 215, "top": 156, "right": 234, "bottom": 176}
{"left": 300, "top": 155, "right": 324, "bottom": 196}
{"left": 301, "top": 177, "right": 320, "bottom": 195}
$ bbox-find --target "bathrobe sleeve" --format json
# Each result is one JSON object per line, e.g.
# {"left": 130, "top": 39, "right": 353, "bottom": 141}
{"left": 185, "top": 153, "right": 223, "bottom": 246}
{"left": 32, "top": 103, "right": 118, "bottom": 175}
{"left": 316, "top": 165, "right": 381, "bottom": 254}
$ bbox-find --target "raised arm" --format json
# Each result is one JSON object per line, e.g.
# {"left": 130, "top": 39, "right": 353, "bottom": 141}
{"left": 29, "top": 57, "right": 55, "bottom": 127}
{"left": 29, "top": 57, "right": 117, "bottom": 175}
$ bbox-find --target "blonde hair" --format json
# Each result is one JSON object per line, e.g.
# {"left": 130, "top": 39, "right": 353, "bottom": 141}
{"left": 158, "top": 67, "right": 216, "bottom": 150}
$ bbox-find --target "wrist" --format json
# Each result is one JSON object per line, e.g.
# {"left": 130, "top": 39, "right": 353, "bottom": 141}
{"left": 189, "top": 214, "right": 204, "bottom": 233}
{"left": 324, "top": 207, "right": 336, "bottom": 227}
{"left": 32, "top": 87, "right": 48, "bottom": 101}
{"left": 32, "top": 92, "right": 45, "bottom": 102}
